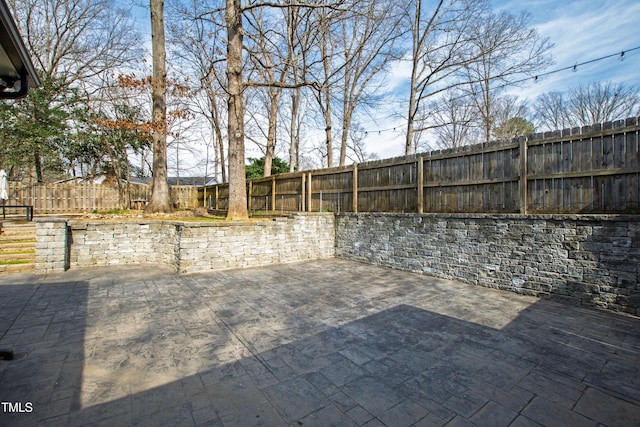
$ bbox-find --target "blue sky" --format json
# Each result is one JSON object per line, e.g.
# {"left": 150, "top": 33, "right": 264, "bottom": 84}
{"left": 497, "top": 0, "right": 640, "bottom": 98}
{"left": 367, "top": 0, "right": 640, "bottom": 159}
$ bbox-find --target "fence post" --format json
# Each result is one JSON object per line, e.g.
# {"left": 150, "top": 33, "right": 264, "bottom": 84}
{"left": 519, "top": 137, "right": 528, "bottom": 214}
{"left": 417, "top": 157, "right": 424, "bottom": 213}
{"left": 271, "top": 176, "right": 276, "bottom": 212}
{"left": 248, "top": 181, "right": 253, "bottom": 212}
{"left": 307, "top": 173, "right": 312, "bottom": 212}
{"left": 301, "top": 173, "right": 306, "bottom": 212}
{"left": 352, "top": 163, "right": 358, "bottom": 213}
{"left": 215, "top": 185, "right": 219, "bottom": 211}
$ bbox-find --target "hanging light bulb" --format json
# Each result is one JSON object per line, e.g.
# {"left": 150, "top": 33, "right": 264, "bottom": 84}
{"left": 572, "top": 64, "right": 578, "bottom": 72}
{"left": 619, "top": 51, "right": 625, "bottom": 62}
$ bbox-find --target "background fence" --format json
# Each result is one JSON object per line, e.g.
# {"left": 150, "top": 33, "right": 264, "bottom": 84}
{"left": 4, "top": 117, "right": 638, "bottom": 216}
{"left": 203, "top": 116, "right": 640, "bottom": 214}
{"left": 2, "top": 182, "right": 199, "bottom": 215}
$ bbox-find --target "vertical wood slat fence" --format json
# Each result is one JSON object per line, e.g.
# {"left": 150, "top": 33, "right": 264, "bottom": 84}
{"left": 202, "top": 116, "right": 640, "bottom": 215}
{"left": 2, "top": 183, "right": 200, "bottom": 215}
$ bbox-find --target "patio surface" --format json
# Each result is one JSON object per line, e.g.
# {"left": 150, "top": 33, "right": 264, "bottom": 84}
{"left": 1, "top": 259, "right": 639, "bottom": 426}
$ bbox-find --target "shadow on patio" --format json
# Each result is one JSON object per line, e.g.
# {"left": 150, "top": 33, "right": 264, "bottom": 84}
{"left": 1, "top": 260, "right": 639, "bottom": 426}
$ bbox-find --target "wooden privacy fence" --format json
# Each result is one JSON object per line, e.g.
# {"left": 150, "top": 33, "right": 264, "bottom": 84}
{"left": 3, "top": 182, "right": 200, "bottom": 215}
{"left": 202, "top": 116, "right": 640, "bottom": 214}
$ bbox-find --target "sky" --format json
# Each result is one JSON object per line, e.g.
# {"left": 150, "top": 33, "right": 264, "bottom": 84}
{"left": 363, "top": 0, "right": 640, "bottom": 160}
{"left": 130, "top": 0, "right": 640, "bottom": 175}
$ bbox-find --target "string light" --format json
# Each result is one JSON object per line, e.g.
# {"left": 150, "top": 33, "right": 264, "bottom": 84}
{"left": 332, "top": 46, "right": 640, "bottom": 138}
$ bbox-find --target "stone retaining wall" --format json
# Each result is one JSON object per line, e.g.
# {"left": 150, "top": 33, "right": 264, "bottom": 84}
{"left": 176, "top": 213, "right": 335, "bottom": 273}
{"left": 69, "top": 221, "right": 178, "bottom": 268}
{"left": 335, "top": 213, "right": 640, "bottom": 315}
{"left": 35, "top": 213, "right": 334, "bottom": 274}
{"left": 36, "top": 211, "right": 640, "bottom": 314}
{"left": 35, "top": 219, "right": 70, "bottom": 273}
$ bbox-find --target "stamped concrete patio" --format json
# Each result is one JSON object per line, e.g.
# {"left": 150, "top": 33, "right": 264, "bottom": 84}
{"left": 1, "top": 259, "right": 639, "bottom": 426}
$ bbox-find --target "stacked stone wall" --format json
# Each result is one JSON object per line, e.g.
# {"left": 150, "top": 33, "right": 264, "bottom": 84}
{"left": 68, "top": 221, "right": 178, "bottom": 268}
{"left": 335, "top": 213, "right": 640, "bottom": 315}
{"left": 177, "top": 213, "right": 335, "bottom": 273}
{"left": 35, "top": 213, "right": 335, "bottom": 274}
{"left": 35, "top": 219, "right": 69, "bottom": 273}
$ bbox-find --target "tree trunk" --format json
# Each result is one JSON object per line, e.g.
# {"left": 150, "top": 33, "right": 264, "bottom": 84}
{"left": 339, "top": 107, "right": 352, "bottom": 166}
{"left": 405, "top": 0, "right": 421, "bottom": 156}
{"left": 226, "top": 0, "right": 248, "bottom": 220}
{"left": 289, "top": 87, "right": 300, "bottom": 172}
{"left": 264, "top": 90, "right": 282, "bottom": 177}
{"left": 322, "top": 41, "right": 333, "bottom": 168}
{"left": 145, "top": 0, "right": 173, "bottom": 213}
{"left": 34, "top": 148, "right": 43, "bottom": 183}
{"left": 209, "top": 94, "right": 226, "bottom": 182}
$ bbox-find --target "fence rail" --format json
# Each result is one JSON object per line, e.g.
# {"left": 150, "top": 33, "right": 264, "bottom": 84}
{"left": 2, "top": 182, "right": 200, "bottom": 215}
{"left": 4, "top": 117, "right": 638, "bottom": 216}
{"left": 201, "top": 116, "right": 640, "bottom": 215}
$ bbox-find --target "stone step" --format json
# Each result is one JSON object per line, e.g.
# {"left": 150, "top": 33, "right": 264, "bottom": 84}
{"left": 0, "top": 242, "right": 36, "bottom": 251}
{"left": 0, "top": 262, "right": 34, "bottom": 273}
{"left": 0, "top": 222, "right": 37, "bottom": 273}
{"left": 0, "top": 252, "right": 35, "bottom": 263}
{"left": 0, "top": 236, "right": 36, "bottom": 243}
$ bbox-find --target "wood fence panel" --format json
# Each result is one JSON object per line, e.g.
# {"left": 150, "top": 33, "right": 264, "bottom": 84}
{"left": 308, "top": 170, "right": 352, "bottom": 212}
{"left": 523, "top": 118, "right": 640, "bottom": 213}
{"left": 357, "top": 162, "right": 416, "bottom": 212}
{"left": 170, "top": 186, "right": 198, "bottom": 209}
{"left": 275, "top": 174, "right": 304, "bottom": 212}
{"left": 125, "top": 116, "right": 640, "bottom": 216}
{"left": 2, "top": 182, "right": 199, "bottom": 214}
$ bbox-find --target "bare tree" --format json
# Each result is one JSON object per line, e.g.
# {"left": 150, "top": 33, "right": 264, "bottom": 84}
{"left": 405, "top": 0, "right": 487, "bottom": 155}
{"left": 427, "top": 89, "right": 479, "bottom": 149}
{"left": 286, "top": 6, "right": 317, "bottom": 172}
{"left": 145, "top": 0, "right": 173, "bottom": 213}
{"left": 243, "top": 6, "right": 292, "bottom": 177}
{"left": 6, "top": 0, "right": 141, "bottom": 181}
{"left": 346, "top": 124, "right": 379, "bottom": 163}
{"left": 335, "top": 0, "right": 406, "bottom": 166}
{"left": 10, "top": 0, "right": 141, "bottom": 93}
{"left": 568, "top": 82, "right": 640, "bottom": 126}
{"left": 168, "top": 0, "right": 227, "bottom": 183}
{"left": 533, "top": 91, "right": 570, "bottom": 131}
{"left": 464, "top": 9, "right": 552, "bottom": 142}
{"left": 309, "top": 6, "right": 338, "bottom": 167}
{"left": 225, "top": 0, "right": 248, "bottom": 220}
{"left": 535, "top": 82, "right": 640, "bottom": 131}
{"left": 223, "top": 0, "right": 346, "bottom": 220}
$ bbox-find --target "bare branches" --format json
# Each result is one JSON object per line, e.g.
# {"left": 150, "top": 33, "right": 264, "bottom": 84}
{"left": 535, "top": 82, "right": 640, "bottom": 131}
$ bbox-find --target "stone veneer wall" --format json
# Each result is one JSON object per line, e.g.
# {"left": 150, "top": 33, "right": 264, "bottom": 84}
{"left": 35, "top": 219, "right": 70, "bottom": 273}
{"left": 176, "top": 213, "right": 335, "bottom": 273}
{"left": 35, "top": 213, "right": 334, "bottom": 274}
{"left": 335, "top": 213, "right": 640, "bottom": 315}
{"left": 68, "top": 221, "right": 178, "bottom": 268}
